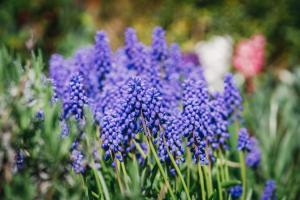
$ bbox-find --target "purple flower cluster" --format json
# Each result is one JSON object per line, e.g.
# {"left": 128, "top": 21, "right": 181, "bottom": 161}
{"left": 181, "top": 79, "right": 210, "bottom": 164}
{"left": 143, "top": 87, "right": 168, "bottom": 137}
{"left": 237, "top": 128, "right": 252, "bottom": 151}
{"left": 48, "top": 27, "right": 257, "bottom": 173}
{"left": 94, "top": 31, "right": 112, "bottom": 91}
{"left": 151, "top": 26, "right": 168, "bottom": 64}
{"left": 71, "top": 149, "right": 86, "bottom": 173}
{"left": 158, "top": 115, "right": 184, "bottom": 167}
{"left": 101, "top": 115, "right": 123, "bottom": 162}
{"left": 223, "top": 73, "right": 243, "bottom": 122}
{"left": 49, "top": 54, "right": 70, "bottom": 97}
{"left": 124, "top": 28, "right": 147, "bottom": 73}
{"left": 237, "top": 128, "right": 261, "bottom": 168}
{"left": 63, "top": 72, "right": 88, "bottom": 120}
{"left": 261, "top": 180, "right": 277, "bottom": 200}
{"left": 207, "top": 93, "right": 229, "bottom": 150}
{"left": 15, "top": 150, "right": 25, "bottom": 171}
{"left": 228, "top": 185, "right": 243, "bottom": 199}
{"left": 246, "top": 138, "right": 261, "bottom": 168}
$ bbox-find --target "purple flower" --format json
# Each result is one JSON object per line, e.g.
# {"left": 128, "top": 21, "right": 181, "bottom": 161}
{"left": 151, "top": 26, "right": 168, "bottom": 63}
{"left": 181, "top": 79, "right": 210, "bottom": 164}
{"left": 71, "top": 149, "right": 86, "bottom": 173}
{"left": 207, "top": 93, "right": 229, "bottom": 149}
{"left": 142, "top": 87, "right": 168, "bottom": 138}
{"left": 63, "top": 72, "right": 88, "bottom": 120}
{"left": 35, "top": 110, "right": 44, "bottom": 121}
{"left": 124, "top": 28, "right": 149, "bottom": 73}
{"left": 100, "top": 78, "right": 146, "bottom": 162}
{"left": 228, "top": 185, "right": 243, "bottom": 199}
{"left": 94, "top": 31, "right": 112, "bottom": 91}
{"left": 125, "top": 28, "right": 139, "bottom": 61}
{"left": 237, "top": 129, "right": 261, "bottom": 168}
{"left": 15, "top": 150, "right": 25, "bottom": 170}
{"left": 100, "top": 115, "right": 123, "bottom": 161}
{"left": 49, "top": 54, "right": 70, "bottom": 97}
{"left": 261, "top": 180, "right": 277, "bottom": 200}
{"left": 223, "top": 73, "right": 243, "bottom": 122}
{"left": 182, "top": 52, "right": 200, "bottom": 66}
{"left": 60, "top": 120, "right": 69, "bottom": 138}
{"left": 157, "top": 115, "right": 185, "bottom": 172}
{"left": 73, "top": 47, "right": 97, "bottom": 97}
{"left": 246, "top": 138, "right": 261, "bottom": 168}
{"left": 237, "top": 128, "right": 252, "bottom": 152}
{"left": 164, "top": 43, "right": 182, "bottom": 79}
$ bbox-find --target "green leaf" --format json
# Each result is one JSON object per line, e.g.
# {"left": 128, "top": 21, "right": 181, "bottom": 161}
{"left": 221, "top": 180, "right": 242, "bottom": 188}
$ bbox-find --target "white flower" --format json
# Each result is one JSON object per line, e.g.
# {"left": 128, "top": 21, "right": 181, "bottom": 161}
{"left": 195, "top": 35, "right": 233, "bottom": 91}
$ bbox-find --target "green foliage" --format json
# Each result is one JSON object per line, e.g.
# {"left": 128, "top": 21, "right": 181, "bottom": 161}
{"left": 244, "top": 70, "right": 300, "bottom": 199}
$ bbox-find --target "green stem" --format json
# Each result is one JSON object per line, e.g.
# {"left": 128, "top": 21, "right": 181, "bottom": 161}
{"left": 133, "top": 139, "right": 147, "bottom": 158}
{"left": 203, "top": 165, "right": 213, "bottom": 197}
{"left": 167, "top": 149, "right": 191, "bottom": 200}
{"left": 120, "top": 161, "right": 131, "bottom": 190}
{"left": 225, "top": 164, "right": 229, "bottom": 180}
{"left": 115, "top": 163, "right": 125, "bottom": 194}
{"left": 198, "top": 163, "right": 206, "bottom": 200}
{"left": 187, "top": 150, "right": 191, "bottom": 189}
{"left": 81, "top": 175, "right": 90, "bottom": 200}
{"left": 93, "top": 168, "right": 110, "bottom": 200}
{"left": 216, "top": 165, "right": 223, "bottom": 200}
{"left": 239, "top": 151, "right": 247, "bottom": 200}
{"left": 218, "top": 150, "right": 226, "bottom": 183}
{"left": 147, "top": 137, "right": 176, "bottom": 200}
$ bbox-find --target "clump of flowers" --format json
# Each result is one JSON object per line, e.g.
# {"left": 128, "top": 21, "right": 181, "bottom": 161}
{"left": 229, "top": 185, "right": 243, "bottom": 199}
{"left": 195, "top": 35, "right": 233, "bottom": 91}
{"left": 45, "top": 27, "right": 272, "bottom": 199}
{"left": 233, "top": 34, "right": 266, "bottom": 78}
{"left": 261, "top": 180, "right": 277, "bottom": 200}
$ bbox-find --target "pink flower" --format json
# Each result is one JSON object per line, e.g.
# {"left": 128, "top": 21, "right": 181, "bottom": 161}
{"left": 233, "top": 34, "right": 266, "bottom": 78}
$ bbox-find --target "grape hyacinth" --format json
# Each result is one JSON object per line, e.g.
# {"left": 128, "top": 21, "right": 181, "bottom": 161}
{"left": 60, "top": 120, "right": 69, "bottom": 138}
{"left": 157, "top": 115, "right": 185, "bottom": 168}
{"left": 223, "top": 73, "right": 243, "bottom": 122}
{"left": 100, "top": 115, "right": 123, "bottom": 162}
{"left": 151, "top": 26, "right": 168, "bottom": 64}
{"left": 63, "top": 72, "right": 88, "bottom": 120}
{"left": 49, "top": 54, "right": 70, "bottom": 97}
{"left": 35, "top": 110, "right": 45, "bottom": 121}
{"left": 44, "top": 27, "right": 272, "bottom": 199}
{"left": 71, "top": 149, "right": 86, "bottom": 174}
{"left": 117, "top": 78, "right": 145, "bottom": 139}
{"left": 124, "top": 28, "right": 147, "bottom": 73}
{"left": 207, "top": 92, "right": 230, "bottom": 149}
{"left": 246, "top": 138, "right": 261, "bottom": 168}
{"left": 142, "top": 87, "right": 168, "bottom": 138}
{"left": 237, "top": 128, "right": 252, "bottom": 152}
{"left": 181, "top": 79, "right": 210, "bottom": 164}
{"left": 229, "top": 185, "right": 243, "bottom": 199}
{"left": 261, "top": 180, "right": 277, "bottom": 200}
{"left": 164, "top": 43, "right": 182, "bottom": 79}
{"left": 237, "top": 128, "right": 261, "bottom": 168}
{"left": 15, "top": 150, "right": 25, "bottom": 171}
{"left": 94, "top": 31, "right": 112, "bottom": 91}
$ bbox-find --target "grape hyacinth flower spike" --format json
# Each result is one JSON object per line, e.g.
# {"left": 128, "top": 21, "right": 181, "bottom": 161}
{"left": 228, "top": 185, "right": 243, "bottom": 199}
{"left": 237, "top": 128, "right": 252, "bottom": 152}
{"left": 223, "top": 73, "right": 243, "bottom": 123}
{"left": 94, "top": 31, "right": 112, "bottom": 91}
{"left": 63, "top": 72, "right": 88, "bottom": 120}
{"left": 261, "top": 180, "right": 277, "bottom": 200}
{"left": 151, "top": 26, "right": 168, "bottom": 64}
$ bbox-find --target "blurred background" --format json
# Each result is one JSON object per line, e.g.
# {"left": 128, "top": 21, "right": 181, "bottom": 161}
{"left": 1, "top": 0, "right": 300, "bottom": 199}
{"left": 1, "top": 0, "right": 300, "bottom": 68}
